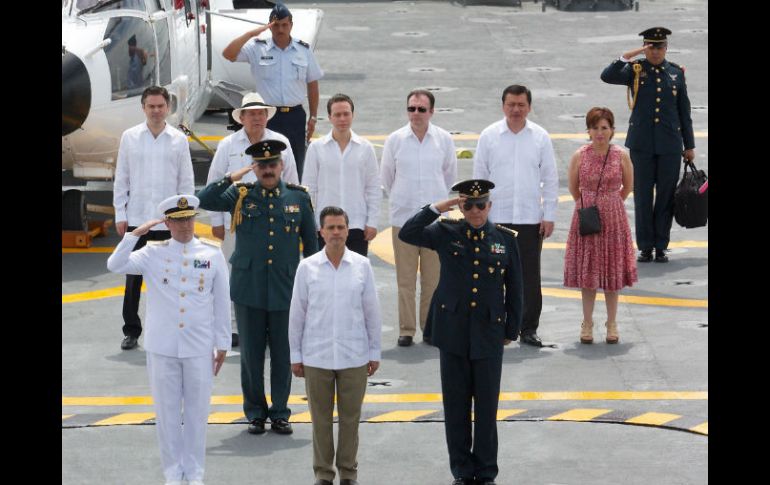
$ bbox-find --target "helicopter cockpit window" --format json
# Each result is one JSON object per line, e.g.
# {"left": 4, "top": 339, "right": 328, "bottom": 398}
{"left": 103, "top": 17, "right": 157, "bottom": 100}
{"left": 75, "top": 0, "right": 146, "bottom": 13}
{"left": 154, "top": 17, "right": 172, "bottom": 86}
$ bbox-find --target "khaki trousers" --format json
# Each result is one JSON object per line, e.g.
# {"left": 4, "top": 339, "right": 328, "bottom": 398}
{"left": 304, "top": 364, "right": 369, "bottom": 482}
{"left": 392, "top": 226, "right": 440, "bottom": 337}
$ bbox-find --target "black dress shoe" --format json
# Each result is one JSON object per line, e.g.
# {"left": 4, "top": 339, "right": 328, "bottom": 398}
{"left": 637, "top": 249, "right": 653, "bottom": 262}
{"left": 121, "top": 336, "right": 138, "bottom": 350}
{"left": 519, "top": 333, "right": 543, "bottom": 347}
{"left": 231, "top": 332, "right": 239, "bottom": 348}
{"left": 313, "top": 480, "right": 332, "bottom": 485}
{"left": 247, "top": 419, "right": 266, "bottom": 434}
{"left": 451, "top": 479, "right": 472, "bottom": 485}
{"left": 475, "top": 480, "right": 497, "bottom": 485}
{"left": 423, "top": 335, "right": 432, "bottom": 345}
{"left": 271, "top": 418, "right": 293, "bottom": 434}
{"left": 397, "top": 336, "right": 413, "bottom": 347}
{"left": 654, "top": 249, "right": 669, "bottom": 263}
{"left": 339, "top": 480, "right": 359, "bottom": 485}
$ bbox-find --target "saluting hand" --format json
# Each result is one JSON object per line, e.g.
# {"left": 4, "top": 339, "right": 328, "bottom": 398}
{"left": 131, "top": 218, "right": 165, "bottom": 237}
{"left": 230, "top": 164, "right": 255, "bottom": 183}
{"left": 622, "top": 44, "right": 651, "bottom": 60}
{"left": 434, "top": 196, "right": 464, "bottom": 213}
{"left": 251, "top": 21, "right": 274, "bottom": 38}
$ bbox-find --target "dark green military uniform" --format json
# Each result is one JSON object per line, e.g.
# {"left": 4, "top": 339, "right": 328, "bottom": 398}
{"left": 197, "top": 176, "right": 318, "bottom": 423}
{"left": 601, "top": 27, "right": 695, "bottom": 257}
{"left": 399, "top": 193, "right": 523, "bottom": 483}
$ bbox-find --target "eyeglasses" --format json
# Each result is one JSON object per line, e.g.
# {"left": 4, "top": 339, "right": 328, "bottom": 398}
{"left": 407, "top": 106, "right": 428, "bottom": 113}
{"left": 463, "top": 201, "right": 488, "bottom": 211}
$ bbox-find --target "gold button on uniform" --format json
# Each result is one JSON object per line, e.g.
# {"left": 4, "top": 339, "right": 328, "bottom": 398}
{"left": 268, "top": 259, "right": 273, "bottom": 264}
{"left": 497, "top": 317, "right": 502, "bottom": 322}
{"left": 656, "top": 78, "right": 661, "bottom": 83}
{"left": 657, "top": 87, "right": 662, "bottom": 92}
{"left": 474, "top": 247, "right": 480, "bottom": 253}
{"left": 470, "top": 301, "right": 477, "bottom": 308}
{"left": 472, "top": 288, "right": 478, "bottom": 293}
{"left": 474, "top": 260, "right": 479, "bottom": 266}
{"left": 473, "top": 273, "right": 479, "bottom": 279}
{"left": 489, "top": 267, "right": 494, "bottom": 273}
{"left": 655, "top": 108, "right": 660, "bottom": 112}
{"left": 441, "top": 304, "right": 446, "bottom": 309}
{"left": 269, "top": 204, "right": 274, "bottom": 209}
{"left": 268, "top": 245, "right": 274, "bottom": 250}
{"left": 453, "top": 252, "right": 458, "bottom": 256}
{"left": 473, "top": 236, "right": 478, "bottom": 241}
{"left": 656, "top": 97, "right": 661, "bottom": 102}
{"left": 269, "top": 231, "right": 274, "bottom": 236}
{"left": 655, "top": 118, "right": 659, "bottom": 123}
{"left": 269, "top": 217, "right": 274, "bottom": 223}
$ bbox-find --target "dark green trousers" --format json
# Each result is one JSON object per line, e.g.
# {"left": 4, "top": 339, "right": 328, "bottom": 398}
{"left": 234, "top": 305, "right": 291, "bottom": 421}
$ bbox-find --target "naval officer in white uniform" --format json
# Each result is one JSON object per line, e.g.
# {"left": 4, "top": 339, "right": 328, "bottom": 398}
{"left": 107, "top": 195, "right": 231, "bottom": 485}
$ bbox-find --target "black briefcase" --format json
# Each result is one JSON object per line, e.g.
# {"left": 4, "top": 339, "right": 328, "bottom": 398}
{"left": 674, "top": 160, "right": 708, "bottom": 228}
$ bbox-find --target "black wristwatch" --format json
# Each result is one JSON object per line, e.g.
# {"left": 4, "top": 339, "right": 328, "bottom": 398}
{"left": 224, "top": 172, "right": 233, "bottom": 184}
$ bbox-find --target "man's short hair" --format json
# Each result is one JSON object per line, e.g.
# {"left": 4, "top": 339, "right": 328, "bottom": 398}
{"left": 407, "top": 89, "right": 435, "bottom": 109}
{"left": 327, "top": 93, "right": 354, "bottom": 115}
{"left": 501, "top": 84, "right": 532, "bottom": 106}
{"left": 141, "top": 86, "right": 170, "bottom": 105}
{"left": 319, "top": 206, "right": 349, "bottom": 228}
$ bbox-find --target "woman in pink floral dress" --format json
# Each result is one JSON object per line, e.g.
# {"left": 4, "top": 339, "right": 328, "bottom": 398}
{"left": 564, "top": 107, "right": 638, "bottom": 344}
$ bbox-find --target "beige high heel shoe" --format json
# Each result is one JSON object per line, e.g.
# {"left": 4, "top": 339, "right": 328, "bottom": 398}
{"left": 605, "top": 320, "right": 619, "bottom": 344}
{"left": 580, "top": 321, "right": 594, "bottom": 344}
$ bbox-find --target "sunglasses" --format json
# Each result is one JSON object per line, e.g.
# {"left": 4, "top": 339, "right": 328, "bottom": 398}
{"left": 407, "top": 106, "right": 429, "bottom": 113}
{"left": 463, "top": 201, "right": 488, "bottom": 211}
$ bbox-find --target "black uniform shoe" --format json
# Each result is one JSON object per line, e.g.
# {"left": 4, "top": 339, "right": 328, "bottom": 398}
{"left": 340, "top": 480, "right": 360, "bottom": 485}
{"left": 313, "top": 480, "right": 333, "bottom": 485}
{"left": 231, "top": 333, "right": 239, "bottom": 348}
{"left": 451, "top": 479, "right": 473, "bottom": 485}
{"left": 121, "top": 336, "right": 138, "bottom": 350}
{"left": 637, "top": 249, "right": 653, "bottom": 262}
{"left": 654, "top": 249, "right": 669, "bottom": 263}
{"left": 397, "top": 336, "right": 413, "bottom": 347}
{"left": 271, "top": 418, "right": 293, "bottom": 434}
{"left": 423, "top": 335, "right": 432, "bottom": 345}
{"left": 247, "top": 419, "right": 266, "bottom": 435}
{"left": 475, "top": 480, "right": 497, "bottom": 485}
{"left": 519, "top": 333, "right": 543, "bottom": 347}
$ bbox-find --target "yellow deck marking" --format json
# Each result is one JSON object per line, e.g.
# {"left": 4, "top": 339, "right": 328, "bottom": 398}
{"left": 62, "top": 247, "right": 115, "bottom": 253}
{"left": 92, "top": 412, "right": 155, "bottom": 426}
{"left": 208, "top": 412, "right": 245, "bottom": 424}
{"left": 62, "top": 283, "right": 146, "bottom": 304}
{"left": 367, "top": 410, "right": 437, "bottom": 422}
{"left": 195, "top": 132, "right": 708, "bottom": 143}
{"left": 690, "top": 422, "right": 708, "bottom": 435}
{"left": 497, "top": 409, "right": 527, "bottom": 420}
{"left": 63, "top": 391, "right": 707, "bottom": 407}
{"left": 62, "top": 414, "right": 74, "bottom": 420}
{"left": 547, "top": 408, "right": 612, "bottom": 421}
{"left": 625, "top": 412, "right": 682, "bottom": 426}
{"left": 290, "top": 411, "right": 338, "bottom": 423}
{"left": 539, "top": 287, "right": 707, "bottom": 308}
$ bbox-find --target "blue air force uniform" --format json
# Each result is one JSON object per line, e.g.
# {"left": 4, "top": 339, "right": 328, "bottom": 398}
{"left": 601, "top": 27, "right": 695, "bottom": 257}
{"left": 399, "top": 180, "right": 523, "bottom": 483}
{"left": 197, "top": 140, "right": 318, "bottom": 428}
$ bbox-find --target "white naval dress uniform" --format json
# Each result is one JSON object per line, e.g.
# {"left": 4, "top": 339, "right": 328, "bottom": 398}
{"left": 107, "top": 234, "right": 231, "bottom": 483}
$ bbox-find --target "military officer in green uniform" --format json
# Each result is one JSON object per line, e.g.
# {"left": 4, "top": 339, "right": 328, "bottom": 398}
{"left": 399, "top": 180, "right": 523, "bottom": 485}
{"left": 601, "top": 27, "right": 696, "bottom": 263}
{"left": 197, "top": 139, "right": 318, "bottom": 436}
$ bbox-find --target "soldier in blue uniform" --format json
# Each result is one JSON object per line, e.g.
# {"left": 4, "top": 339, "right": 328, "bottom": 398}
{"left": 399, "top": 180, "right": 523, "bottom": 485}
{"left": 197, "top": 139, "right": 319, "bottom": 436}
{"left": 601, "top": 27, "right": 696, "bottom": 263}
{"left": 222, "top": 2, "right": 324, "bottom": 181}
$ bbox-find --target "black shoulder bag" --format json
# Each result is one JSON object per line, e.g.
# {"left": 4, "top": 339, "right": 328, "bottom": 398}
{"left": 578, "top": 147, "right": 611, "bottom": 236}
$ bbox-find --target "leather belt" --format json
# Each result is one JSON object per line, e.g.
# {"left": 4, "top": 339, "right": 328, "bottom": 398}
{"left": 276, "top": 105, "right": 301, "bottom": 113}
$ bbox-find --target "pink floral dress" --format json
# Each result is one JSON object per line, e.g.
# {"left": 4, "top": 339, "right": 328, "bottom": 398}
{"left": 564, "top": 144, "right": 638, "bottom": 291}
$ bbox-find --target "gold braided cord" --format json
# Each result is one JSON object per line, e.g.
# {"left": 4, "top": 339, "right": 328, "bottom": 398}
{"left": 627, "top": 63, "right": 643, "bottom": 110}
{"left": 230, "top": 186, "right": 249, "bottom": 233}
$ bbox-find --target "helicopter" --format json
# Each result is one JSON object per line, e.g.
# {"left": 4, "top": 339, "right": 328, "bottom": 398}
{"left": 62, "top": 0, "right": 323, "bottom": 230}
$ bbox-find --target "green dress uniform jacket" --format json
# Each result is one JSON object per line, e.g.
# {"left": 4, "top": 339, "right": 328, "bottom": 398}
{"left": 197, "top": 177, "right": 318, "bottom": 310}
{"left": 399, "top": 206, "right": 524, "bottom": 360}
{"left": 601, "top": 58, "right": 695, "bottom": 155}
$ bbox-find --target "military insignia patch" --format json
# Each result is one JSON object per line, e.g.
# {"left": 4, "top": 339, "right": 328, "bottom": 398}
{"left": 669, "top": 73, "right": 678, "bottom": 81}
{"left": 285, "top": 204, "right": 300, "bottom": 213}
{"left": 194, "top": 260, "right": 211, "bottom": 269}
{"left": 490, "top": 243, "right": 506, "bottom": 254}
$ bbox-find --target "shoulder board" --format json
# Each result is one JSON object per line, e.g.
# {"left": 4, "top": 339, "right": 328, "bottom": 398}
{"left": 496, "top": 224, "right": 518, "bottom": 237}
{"left": 198, "top": 237, "right": 222, "bottom": 248}
{"left": 668, "top": 61, "right": 681, "bottom": 69}
{"left": 234, "top": 182, "right": 255, "bottom": 189}
{"left": 286, "top": 183, "right": 309, "bottom": 192}
{"left": 439, "top": 217, "right": 463, "bottom": 224}
{"left": 254, "top": 38, "right": 267, "bottom": 44}
{"left": 296, "top": 39, "right": 310, "bottom": 48}
{"left": 147, "top": 240, "right": 169, "bottom": 246}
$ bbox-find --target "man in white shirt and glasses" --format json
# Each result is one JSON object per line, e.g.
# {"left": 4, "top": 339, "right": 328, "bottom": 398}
{"left": 289, "top": 206, "right": 382, "bottom": 485}
{"left": 381, "top": 89, "right": 457, "bottom": 347}
{"left": 303, "top": 93, "right": 381, "bottom": 256}
{"left": 473, "top": 84, "right": 559, "bottom": 348}
{"left": 113, "top": 85, "right": 195, "bottom": 351}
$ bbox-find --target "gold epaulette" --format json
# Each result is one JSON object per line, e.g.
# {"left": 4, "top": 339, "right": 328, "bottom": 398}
{"left": 147, "top": 240, "right": 169, "bottom": 246}
{"left": 231, "top": 185, "right": 250, "bottom": 233}
{"left": 199, "top": 238, "right": 222, "bottom": 248}
{"left": 286, "top": 183, "right": 309, "bottom": 192}
{"left": 439, "top": 217, "right": 463, "bottom": 224}
{"left": 496, "top": 224, "right": 518, "bottom": 237}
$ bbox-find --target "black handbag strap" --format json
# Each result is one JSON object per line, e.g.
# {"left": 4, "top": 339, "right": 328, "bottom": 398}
{"left": 580, "top": 146, "right": 612, "bottom": 208}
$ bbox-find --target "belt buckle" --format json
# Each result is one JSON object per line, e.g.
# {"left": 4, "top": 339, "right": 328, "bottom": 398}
{"left": 279, "top": 107, "right": 291, "bottom": 112}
